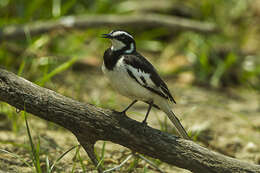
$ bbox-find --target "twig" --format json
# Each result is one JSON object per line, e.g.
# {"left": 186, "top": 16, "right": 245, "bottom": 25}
{"left": 103, "top": 152, "right": 164, "bottom": 173}
{"left": 1, "top": 14, "right": 218, "bottom": 41}
{"left": 134, "top": 153, "right": 164, "bottom": 173}
{"left": 103, "top": 154, "right": 133, "bottom": 173}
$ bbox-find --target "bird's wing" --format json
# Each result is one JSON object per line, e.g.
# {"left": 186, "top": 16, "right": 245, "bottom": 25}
{"left": 123, "top": 53, "right": 176, "bottom": 103}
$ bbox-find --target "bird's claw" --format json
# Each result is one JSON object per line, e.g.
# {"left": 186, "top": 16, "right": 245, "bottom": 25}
{"left": 142, "top": 120, "right": 148, "bottom": 125}
{"left": 120, "top": 111, "right": 127, "bottom": 115}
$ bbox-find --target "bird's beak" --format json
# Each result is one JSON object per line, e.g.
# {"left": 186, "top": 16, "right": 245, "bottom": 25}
{"left": 101, "top": 33, "right": 113, "bottom": 39}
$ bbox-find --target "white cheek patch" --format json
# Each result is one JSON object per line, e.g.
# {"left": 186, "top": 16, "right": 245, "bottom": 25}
{"left": 111, "top": 39, "right": 126, "bottom": 51}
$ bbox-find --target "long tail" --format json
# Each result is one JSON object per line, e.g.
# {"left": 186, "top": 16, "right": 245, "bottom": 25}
{"left": 166, "top": 110, "right": 190, "bottom": 140}
{"left": 160, "top": 102, "right": 190, "bottom": 140}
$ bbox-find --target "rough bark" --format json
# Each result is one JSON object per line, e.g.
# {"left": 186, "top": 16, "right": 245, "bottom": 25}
{"left": 1, "top": 14, "right": 218, "bottom": 41}
{"left": 0, "top": 68, "right": 259, "bottom": 173}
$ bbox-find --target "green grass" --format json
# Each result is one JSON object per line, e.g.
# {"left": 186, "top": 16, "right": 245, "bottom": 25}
{"left": 0, "top": 111, "right": 79, "bottom": 173}
{"left": 36, "top": 56, "right": 79, "bottom": 86}
{"left": 96, "top": 141, "right": 106, "bottom": 169}
{"left": 127, "top": 157, "right": 140, "bottom": 172}
{"left": 24, "top": 111, "right": 79, "bottom": 172}
{"left": 71, "top": 145, "right": 86, "bottom": 172}
{"left": 0, "top": 148, "right": 33, "bottom": 170}
{"left": 25, "top": 113, "right": 42, "bottom": 173}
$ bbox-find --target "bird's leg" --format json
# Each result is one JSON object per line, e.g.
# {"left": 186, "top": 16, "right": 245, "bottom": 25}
{"left": 120, "top": 100, "right": 138, "bottom": 115}
{"left": 142, "top": 101, "right": 153, "bottom": 124}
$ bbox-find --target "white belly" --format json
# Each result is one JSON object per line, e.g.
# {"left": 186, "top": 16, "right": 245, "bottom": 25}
{"left": 102, "top": 57, "right": 173, "bottom": 112}
{"left": 102, "top": 60, "right": 152, "bottom": 102}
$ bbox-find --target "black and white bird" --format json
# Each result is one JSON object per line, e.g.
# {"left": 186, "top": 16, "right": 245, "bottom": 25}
{"left": 102, "top": 30, "right": 190, "bottom": 140}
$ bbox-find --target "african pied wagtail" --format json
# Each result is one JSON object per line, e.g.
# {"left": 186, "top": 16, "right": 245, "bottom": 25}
{"left": 102, "top": 30, "right": 190, "bottom": 140}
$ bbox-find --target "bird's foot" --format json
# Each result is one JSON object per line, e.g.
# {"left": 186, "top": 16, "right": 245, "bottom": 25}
{"left": 142, "top": 120, "right": 148, "bottom": 125}
{"left": 119, "top": 110, "right": 127, "bottom": 115}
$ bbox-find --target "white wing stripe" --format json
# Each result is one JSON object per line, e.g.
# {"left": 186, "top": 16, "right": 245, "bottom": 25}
{"left": 126, "top": 65, "right": 154, "bottom": 86}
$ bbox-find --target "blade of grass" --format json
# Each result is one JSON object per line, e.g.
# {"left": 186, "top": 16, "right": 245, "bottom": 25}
{"left": 127, "top": 157, "right": 139, "bottom": 172}
{"left": 60, "top": 0, "right": 77, "bottom": 16}
{"left": 143, "top": 166, "right": 148, "bottom": 173}
{"left": 17, "top": 58, "right": 26, "bottom": 76}
{"left": 25, "top": 0, "right": 46, "bottom": 21}
{"left": 52, "top": 0, "right": 61, "bottom": 17}
{"left": 98, "top": 141, "right": 106, "bottom": 168}
{"left": 103, "top": 154, "right": 133, "bottom": 173}
{"left": 25, "top": 113, "right": 42, "bottom": 173}
{"left": 75, "top": 145, "right": 86, "bottom": 172}
{"left": 36, "top": 136, "right": 42, "bottom": 172}
{"left": 96, "top": 157, "right": 104, "bottom": 170}
{"left": 37, "top": 56, "right": 79, "bottom": 86}
{"left": 135, "top": 154, "right": 164, "bottom": 173}
{"left": 70, "top": 146, "right": 81, "bottom": 173}
{"left": 50, "top": 145, "right": 79, "bottom": 172}
{"left": 101, "top": 141, "right": 106, "bottom": 160}
{"left": 210, "top": 52, "right": 237, "bottom": 87}
{"left": 0, "top": 149, "right": 33, "bottom": 169}
{"left": 46, "top": 156, "right": 50, "bottom": 173}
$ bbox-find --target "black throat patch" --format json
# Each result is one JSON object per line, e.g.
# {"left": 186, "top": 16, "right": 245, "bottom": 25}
{"left": 103, "top": 48, "right": 121, "bottom": 70}
{"left": 103, "top": 45, "right": 136, "bottom": 70}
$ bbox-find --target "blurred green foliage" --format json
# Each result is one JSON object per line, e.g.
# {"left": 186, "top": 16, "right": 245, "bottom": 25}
{"left": 0, "top": 0, "right": 260, "bottom": 88}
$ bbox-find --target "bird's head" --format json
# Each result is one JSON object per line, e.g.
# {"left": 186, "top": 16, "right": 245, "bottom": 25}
{"left": 102, "top": 30, "right": 136, "bottom": 53}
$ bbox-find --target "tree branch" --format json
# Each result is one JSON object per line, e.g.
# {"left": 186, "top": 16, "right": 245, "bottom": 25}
{"left": 0, "top": 68, "right": 259, "bottom": 173}
{"left": 1, "top": 14, "right": 218, "bottom": 41}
